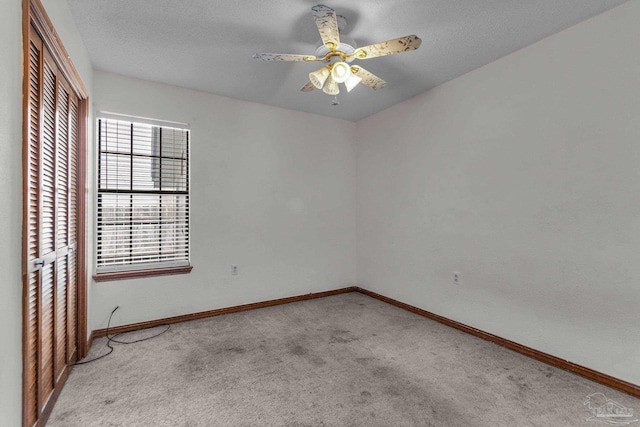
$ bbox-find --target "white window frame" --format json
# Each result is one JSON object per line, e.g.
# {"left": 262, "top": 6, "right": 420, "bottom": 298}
{"left": 94, "top": 112, "right": 191, "bottom": 278}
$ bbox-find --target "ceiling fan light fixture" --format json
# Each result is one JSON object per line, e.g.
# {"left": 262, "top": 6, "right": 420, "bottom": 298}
{"left": 253, "top": 5, "right": 422, "bottom": 100}
{"left": 331, "top": 61, "right": 351, "bottom": 83}
{"left": 323, "top": 75, "right": 340, "bottom": 95}
{"left": 344, "top": 74, "right": 362, "bottom": 92}
{"left": 309, "top": 66, "right": 331, "bottom": 89}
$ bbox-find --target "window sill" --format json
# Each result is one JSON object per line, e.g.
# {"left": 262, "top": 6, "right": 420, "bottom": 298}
{"left": 93, "top": 265, "right": 193, "bottom": 282}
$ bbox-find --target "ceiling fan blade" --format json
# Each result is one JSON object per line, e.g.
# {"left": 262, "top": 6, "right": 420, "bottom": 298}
{"left": 300, "top": 81, "right": 316, "bottom": 92}
{"left": 312, "top": 5, "right": 340, "bottom": 49}
{"left": 253, "top": 53, "right": 317, "bottom": 62}
{"left": 354, "top": 35, "right": 422, "bottom": 60}
{"left": 351, "top": 66, "right": 386, "bottom": 90}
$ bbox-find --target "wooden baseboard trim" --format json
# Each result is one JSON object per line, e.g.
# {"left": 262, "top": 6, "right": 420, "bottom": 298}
{"left": 88, "top": 284, "right": 639, "bottom": 398}
{"left": 86, "top": 331, "right": 94, "bottom": 353}
{"left": 92, "top": 286, "right": 358, "bottom": 338}
{"left": 355, "top": 287, "right": 640, "bottom": 399}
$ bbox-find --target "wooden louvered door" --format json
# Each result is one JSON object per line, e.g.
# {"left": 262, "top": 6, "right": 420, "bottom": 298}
{"left": 24, "top": 25, "right": 80, "bottom": 427}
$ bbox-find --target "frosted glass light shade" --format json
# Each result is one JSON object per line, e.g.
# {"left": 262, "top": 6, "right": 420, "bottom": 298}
{"left": 322, "top": 75, "right": 340, "bottom": 95}
{"left": 344, "top": 74, "right": 362, "bottom": 92}
{"left": 309, "top": 66, "right": 330, "bottom": 89}
{"left": 331, "top": 61, "right": 351, "bottom": 83}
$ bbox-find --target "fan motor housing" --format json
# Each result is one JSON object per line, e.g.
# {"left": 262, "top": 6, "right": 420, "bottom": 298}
{"left": 315, "top": 42, "right": 357, "bottom": 63}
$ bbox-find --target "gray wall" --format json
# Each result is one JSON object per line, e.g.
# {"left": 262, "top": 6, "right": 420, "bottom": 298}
{"left": 3, "top": 2, "right": 639, "bottom": 424}
{"left": 90, "top": 71, "right": 358, "bottom": 330}
{"left": 356, "top": 0, "right": 640, "bottom": 385}
{"left": 0, "top": 1, "right": 25, "bottom": 424}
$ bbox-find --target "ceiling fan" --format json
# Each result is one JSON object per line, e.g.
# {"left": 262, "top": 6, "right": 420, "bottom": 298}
{"left": 253, "top": 4, "right": 422, "bottom": 97}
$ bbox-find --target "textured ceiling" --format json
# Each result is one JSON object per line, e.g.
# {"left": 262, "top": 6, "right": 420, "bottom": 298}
{"left": 68, "top": 0, "right": 628, "bottom": 122}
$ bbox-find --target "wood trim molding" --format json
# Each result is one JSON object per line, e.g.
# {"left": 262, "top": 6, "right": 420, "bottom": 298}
{"left": 29, "top": 0, "right": 88, "bottom": 98}
{"left": 86, "top": 331, "right": 94, "bottom": 354}
{"left": 75, "top": 99, "right": 88, "bottom": 359}
{"left": 22, "top": 0, "right": 89, "bottom": 425}
{"left": 88, "top": 284, "right": 639, "bottom": 399}
{"left": 26, "top": 0, "right": 90, "bottom": 360}
{"left": 354, "top": 287, "right": 640, "bottom": 399}
{"left": 92, "top": 287, "right": 358, "bottom": 338}
{"left": 93, "top": 265, "right": 194, "bottom": 282}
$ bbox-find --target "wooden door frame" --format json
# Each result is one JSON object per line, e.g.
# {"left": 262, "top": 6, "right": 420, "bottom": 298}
{"left": 22, "top": 0, "right": 88, "bottom": 425}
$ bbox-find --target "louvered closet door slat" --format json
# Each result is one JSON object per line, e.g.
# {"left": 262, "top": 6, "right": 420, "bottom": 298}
{"left": 67, "top": 97, "right": 79, "bottom": 360}
{"left": 41, "top": 59, "right": 56, "bottom": 256}
{"left": 57, "top": 82, "right": 69, "bottom": 251}
{"left": 26, "top": 271, "right": 39, "bottom": 426}
{"left": 39, "top": 53, "right": 58, "bottom": 409}
{"left": 25, "top": 32, "right": 42, "bottom": 427}
{"left": 55, "top": 80, "right": 71, "bottom": 377}
{"left": 28, "top": 40, "right": 41, "bottom": 264}
{"left": 67, "top": 253, "right": 77, "bottom": 358}
{"left": 55, "top": 255, "right": 68, "bottom": 375}
{"left": 39, "top": 262, "right": 55, "bottom": 407}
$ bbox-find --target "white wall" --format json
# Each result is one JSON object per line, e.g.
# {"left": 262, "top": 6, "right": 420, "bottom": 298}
{"left": 0, "top": 1, "right": 25, "bottom": 424}
{"left": 91, "top": 71, "right": 357, "bottom": 330}
{"left": 3, "top": 2, "right": 637, "bottom": 423}
{"left": 357, "top": 0, "right": 640, "bottom": 385}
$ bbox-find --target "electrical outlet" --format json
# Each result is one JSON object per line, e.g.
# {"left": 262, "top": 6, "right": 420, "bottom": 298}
{"left": 231, "top": 265, "right": 239, "bottom": 275}
{"left": 453, "top": 272, "right": 460, "bottom": 285}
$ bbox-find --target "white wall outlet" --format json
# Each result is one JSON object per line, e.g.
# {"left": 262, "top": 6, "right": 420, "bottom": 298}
{"left": 453, "top": 272, "right": 460, "bottom": 285}
{"left": 231, "top": 265, "right": 239, "bottom": 275}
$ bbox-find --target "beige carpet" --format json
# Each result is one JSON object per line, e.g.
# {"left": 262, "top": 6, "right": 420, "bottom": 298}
{"left": 48, "top": 292, "right": 639, "bottom": 426}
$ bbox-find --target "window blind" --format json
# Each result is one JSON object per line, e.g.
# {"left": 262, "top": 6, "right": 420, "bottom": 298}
{"left": 97, "top": 117, "right": 190, "bottom": 272}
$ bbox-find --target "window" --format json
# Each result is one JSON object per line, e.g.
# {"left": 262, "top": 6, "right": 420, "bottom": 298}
{"left": 95, "top": 114, "right": 191, "bottom": 279}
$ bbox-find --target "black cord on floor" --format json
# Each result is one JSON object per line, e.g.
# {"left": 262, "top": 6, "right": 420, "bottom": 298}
{"left": 74, "top": 306, "right": 118, "bottom": 365}
{"left": 108, "top": 324, "right": 170, "bottom": 344}
{"left": 75, "top": 306, "right": 170, "bottom": 365}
